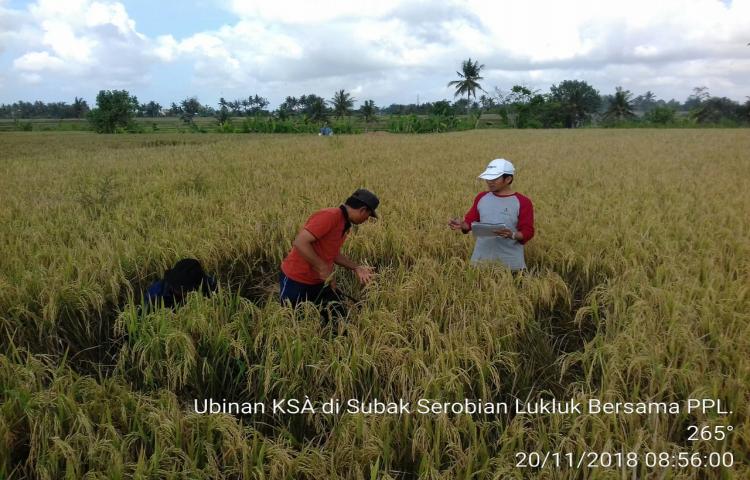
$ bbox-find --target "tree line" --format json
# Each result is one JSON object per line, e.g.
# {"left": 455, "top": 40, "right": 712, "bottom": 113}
{"left": 2, "top": 59, "right": 748, "bottom": 132}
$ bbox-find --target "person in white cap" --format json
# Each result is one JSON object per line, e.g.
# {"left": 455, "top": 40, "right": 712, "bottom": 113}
{"left": 448, "top": 158, "right": 535, "bottom": 271}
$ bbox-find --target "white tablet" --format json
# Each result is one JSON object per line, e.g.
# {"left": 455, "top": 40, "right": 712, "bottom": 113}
{"left": 471, "top": 222, "right": 508, "bottom": 237}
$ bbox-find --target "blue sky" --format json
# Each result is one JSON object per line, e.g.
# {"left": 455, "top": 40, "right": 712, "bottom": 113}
{"left": 1, "top": 0, "right": 748, "bottom": 109}
{"left": 122, "top": 0, "right": 233, "bottom": 38}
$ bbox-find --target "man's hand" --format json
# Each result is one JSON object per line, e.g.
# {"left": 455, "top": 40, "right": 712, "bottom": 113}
{"left": 354, "top": 265, "right": 375, "bottom": 285}
{"left": 449, "top": 218, "right": 469, "bottom": 232}
{"left": 493, "top": 228, "right": 514, "bottom": 239}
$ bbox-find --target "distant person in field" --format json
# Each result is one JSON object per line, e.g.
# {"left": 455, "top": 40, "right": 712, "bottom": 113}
{"left": 280, "top": 189, "right": 379, "bottom": 321}
{"left": 449, "top": 159, "right": 534, "bottom": 271}
{"left": 319, "top": 123, "right": 333, "bottom": 136}
{"left": 145, "top": 258, "right": 217, "bottom": 309}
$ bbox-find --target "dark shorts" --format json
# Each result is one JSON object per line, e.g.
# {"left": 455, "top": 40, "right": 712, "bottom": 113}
{"left": 279, "top": 271, "right": 346, "bottom": 322}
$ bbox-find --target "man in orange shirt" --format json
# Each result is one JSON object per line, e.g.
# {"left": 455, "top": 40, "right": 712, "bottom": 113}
{"left": 279, "top": 189, "right": 379, "bottom": 320}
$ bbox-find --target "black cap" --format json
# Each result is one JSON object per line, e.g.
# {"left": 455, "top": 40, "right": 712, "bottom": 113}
{"left": 351, "top": 188, "right": 379, "bottom": 218}
{"left": 164, "top": 258, "right": 206, "bottom": 291}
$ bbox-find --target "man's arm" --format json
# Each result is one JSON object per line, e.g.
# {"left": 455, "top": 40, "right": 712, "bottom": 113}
{"left": 334, "top": 253, "right": 357, "bottom": 270}
{"left": 515, "top": 194, "right": 535, "bottom": 244}
{"left": 334, "top": 253, "right": 374, "bottom": 285}
{"left": 449, "top": 192, "right": 487, "bottom": 234}
{"left": 495, "top": 229, "right": 523, "bottom": 241}
{"left": 293, "top": 229, "right": 331, "bottom": 281}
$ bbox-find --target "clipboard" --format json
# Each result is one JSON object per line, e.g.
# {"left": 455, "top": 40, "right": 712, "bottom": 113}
{"left": 471, "top": 222, "right": 508, "bottom": 237}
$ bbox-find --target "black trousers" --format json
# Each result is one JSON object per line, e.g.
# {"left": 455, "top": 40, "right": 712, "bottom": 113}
{"left": 279, "top": 271, "right": 347, "bottom": 324}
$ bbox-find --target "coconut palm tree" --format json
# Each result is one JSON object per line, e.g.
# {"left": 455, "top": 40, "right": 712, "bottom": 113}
{"left": 603, "top": 87, "right": 636, "bottom": 122}
{"left": 359, "top": 100, "right": 376, "bottom": 130}
{"left": 330, "top": 89, "right": 355, "bottom": 119}
{"left": 307, "top": 97, "right": 327, "bottom": 122}
{"left": 447, "top": 58, "right": 485, "bottom": 114}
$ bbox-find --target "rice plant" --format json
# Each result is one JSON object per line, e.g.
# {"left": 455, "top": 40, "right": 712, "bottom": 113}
{"left": 0, "top": 129, "right": 747, "bottom": 478}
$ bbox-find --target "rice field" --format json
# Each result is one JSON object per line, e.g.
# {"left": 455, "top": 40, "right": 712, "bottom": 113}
{"left": 1, "top": 129, "right": 748, "bottom": 479}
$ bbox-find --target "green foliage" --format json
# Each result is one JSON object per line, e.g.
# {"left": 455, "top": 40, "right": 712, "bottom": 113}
{"left": 137, "top": 100, "right": 162, "bottom": 118}
{"left": 72, "top": 97, "right": 90, "bottom": 118}
{"left": 684, "top": 86, "right": 710, "bottom": 111}
{"left": 276, "top": 95, "right": 302, "bottom": 117}
{"left": 644, "top": 106, "right": 676, "bottom": 125}
{"left": 1, "top": 98, "right": 89, "bottom": 119}
{"left": 14, "top": 120, "right": 33, "bottom": 131}
{"left": 550, "top": 80, "right": 601, "bottom": 128}
{"left": 306, "top": 95, "right": 328, "bottom": 122}
{"left": 497, "top": 87, "right": 565, "bottom": 129}
{"left": 234, "top": 117, "right": 360, "bottom": 134}
{"left": 221, "top": 95, "right": 269, "bottom": 116}
{"left": 384, "top": 102, "right": 460, "bottom": 133}
{"left": 692, "top": 97, "right": 743, "bottom": 124}
{"left": 180, "top": 97, "right": 201, "bottom": 124}
{"left": 215, "top": 105, "right": 231, "bottom": 125}
{"left": 330, "top": 119, "right": 360, "bottom": 134}
{"left": 276, "top": 94, "right": 330, "bottom": 121}
{"left": 240, "top": 117, "right": 319, "bottom": 133}
{"left": 359, "top": 99, "right": 377, "bottom": 123}
{"left": 87, "top": 90, "right": 139, "bottom": 133}
{"left": 387, "top": 114, "right": 473, "bottom": 133}
{"left": 217, "top": 121, "right": 235, "bottom": 133}
{"left": 632, "top": 90, "right": 658, "bottom": 112}
{"left": 603, "top": 86, "right": 636, "bottom": 123}
{"left": 430, "top": 100, "right": 454, "bottom": 117}
{"left": 126, "top": 121, "right": 145, "bottom": 133}
{"left": 528, "top": 99, "right": 566, "bottom": 128}
{"left": 187, "top": 122, "right": 208, "bottom": 133}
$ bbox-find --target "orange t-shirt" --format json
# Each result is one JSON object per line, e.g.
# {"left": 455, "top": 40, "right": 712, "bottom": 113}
{"left": 281, "top": 208, "right": 348, "bottom": 285}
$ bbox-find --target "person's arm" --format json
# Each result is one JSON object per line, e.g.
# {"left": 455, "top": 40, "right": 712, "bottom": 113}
{"left": 293, "top": 229, "right": 331, "bottom": 281}
{"left": 334, "top": 253, "right": 375, "bottom": 285}
{"left": 449, "top": 192, "right": 486, "bottom": 233}
{"left": 494, "top": 196, "right": 534, "bottom": 242}
{"left": 334, "top": 253, "right": 357, "bottom": 270}
{"left": 459, "top": 192, "right": 487, "bottom": 234}
{"left": 515, "top": 194, "right": 535, "bottom": 244}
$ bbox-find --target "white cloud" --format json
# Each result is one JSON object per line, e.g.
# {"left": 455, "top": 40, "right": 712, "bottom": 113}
{"left": 21, "top": 73, "right": 44, "bottom": 84}
{"left": 13, "top": 51, "right": 67, "bottom": 72}
{"left": 154, "top": 35, "right": 179, "bottom": 62}
{"left": 85, "top": 1, "right": 139, "bottom": 35}
{"left": 226, "top": 0, "right": 402, "bottom": 24}
{"left": 0, "top": 1, "right": 30, "bottom": 53}
{"left": 10, "top": 0, "right": 156, "bottom": 88}
{"left": 40, "top": 20, "right": 96, "bottom": 63}
{"left": 158, "top": 21, "right": 306, "bottom": 87}
{"left": 176, "top": 0, "right": 750, "bottom": 103}
{"left": 1, "top": 0, "right": 749, "bottom": 104}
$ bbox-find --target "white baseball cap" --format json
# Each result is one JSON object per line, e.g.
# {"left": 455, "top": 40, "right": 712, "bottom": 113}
{"left": 478, "top": 158, "right": 515, "bottom": 180}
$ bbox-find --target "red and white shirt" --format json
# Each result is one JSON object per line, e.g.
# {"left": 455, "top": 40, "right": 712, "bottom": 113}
{"left": 463, "top": 191, "right": 534, "bottom": 270}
